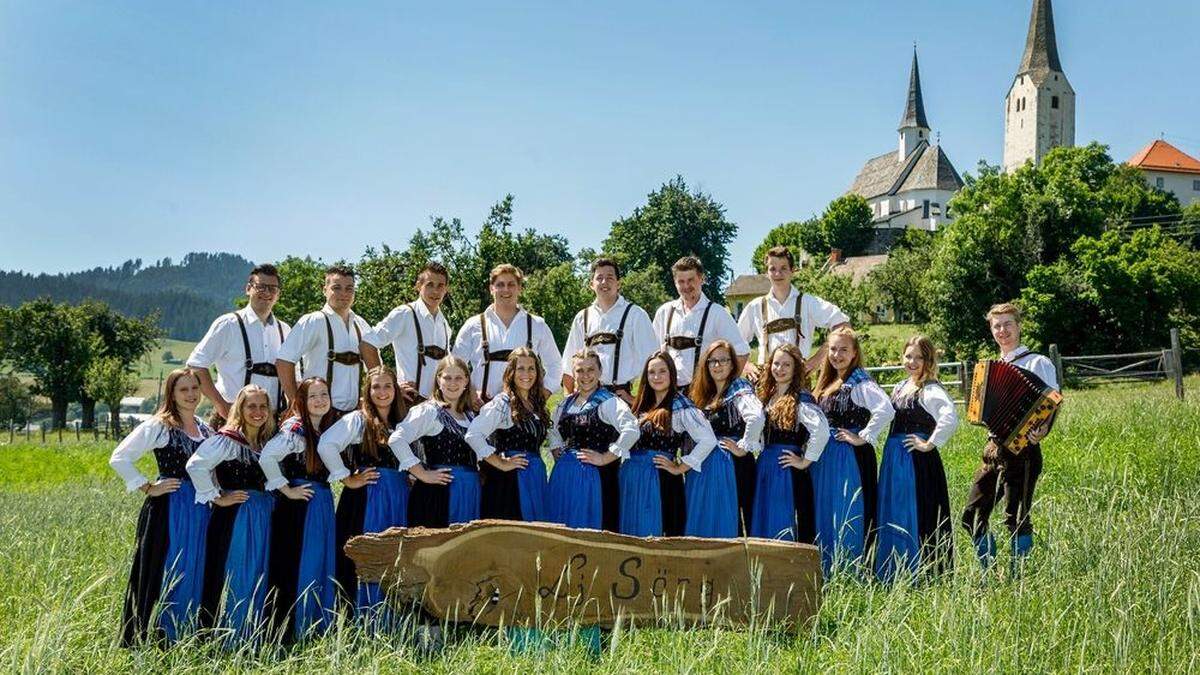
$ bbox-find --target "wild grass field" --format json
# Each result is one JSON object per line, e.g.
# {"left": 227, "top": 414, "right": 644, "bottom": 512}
{"left": 1, "top": 378, "right": 1197, "bottom": 673}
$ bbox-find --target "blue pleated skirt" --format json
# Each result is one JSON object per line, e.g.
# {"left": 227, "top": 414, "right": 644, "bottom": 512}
{"left": 547, "top": 449, "right": 602, "bottom": 529}
{"left": 751, "top": 444, "right": 798, "bottom": 540}
{"left": 221, "top": 490, "right": 273, "bottom": 643}
{"left": 442, "top": 465, "right": 481, "bottom": 525}
{"left": 684, "top": 448, "right": 739, "bottom": 539}
{"left": 159, "top": 480, "right": 209, "bottom": 641}
{"left": 357, "top": 467, "right": 409, "bottom": 616}
{"left": 293, "top": 481, "right": 336, "bottom": 639}
{"left": 875, "top": 433, "right": 921, "bottom": 582}
{"left": 511, "top": 450, "right": 549, "bottom": 521}
{"left": 811, "top": 436, "right": 867, "bottom": 573}
{"left": 619, "top": 450, "right": 669, "bottom": 537}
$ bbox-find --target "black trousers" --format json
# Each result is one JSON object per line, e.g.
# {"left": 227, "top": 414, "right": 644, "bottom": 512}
{"left": 961, "top": 443, "right": 1043, "bottom": 539}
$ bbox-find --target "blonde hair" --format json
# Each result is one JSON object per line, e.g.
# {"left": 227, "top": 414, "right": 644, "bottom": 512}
{"left": 489, "top": 263, "right": 525, "bottom": 286}
{"left": 814, "top": 326, "right": 863, "bottom": 400}
{"left": 986, "top": 302, "right": 1022, "bottom": 324}
{"left": 225, "top": 384, "right": 276, "bottom": 449}
{"left": 432, "top": 355, "right": 478, "bottom": 415}
{"left": 903, "top": 335, "right": 940, "bottom": 385}
{"left": 756, "top": 344, "right": 810, "bottom": 432}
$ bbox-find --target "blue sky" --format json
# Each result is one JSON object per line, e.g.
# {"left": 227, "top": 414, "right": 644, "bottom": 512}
{"left": 2, "top": 1, "right": 1198, "bottom": 277}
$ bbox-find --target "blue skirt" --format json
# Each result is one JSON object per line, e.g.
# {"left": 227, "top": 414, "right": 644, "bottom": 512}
{"left": 619, "top": 450, "right": 668, "bottom": 537}
{"left": 684, "top": 448, "right": 739, "bottom": 539}
{"left": 220, "top": 490, "right": 274, "bottom": 643}
{"left": 875, "top": 433, "right": 920, "bottom": 582}
{"left": 159, "top": 480, "right": 209, "bottom": 641}
{"left": 293, "top": 481, "right": 336, "bottom": 639}
{"left": 811, "top": 437, "right": 867, "bottom": 573}
{"left": 444, "top": 465, "right": 482, "bottom": 525}
{"left": 513, "top": 451, "right": 549, "bottom": 521}
{"left": 751, "top": 444, "right": 798, "bottom": 540}
{"left": 547, "top": 449, "right": 602, "bottom": 529}
{"left": 357, "top": 467, "right": 410, "bottom": 614}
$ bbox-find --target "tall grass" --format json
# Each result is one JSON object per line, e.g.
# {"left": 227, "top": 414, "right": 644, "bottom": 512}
{"left": 1, "top": 379, "right": 1197, "bottom": 672}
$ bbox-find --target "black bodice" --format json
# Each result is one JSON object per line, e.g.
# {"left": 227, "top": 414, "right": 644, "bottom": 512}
{"left": 763, "top": 393, "right": 812, "bottom": 447}
{"left": 706, "top": 399, "right": 744, "bottom": 439}
{"left": 155, "top": 425, "right": 209, "bottom": 480}
{"left": 890, "top": 387, "right": 937, "bottom": 436}
{"left": 820, "top": 383, "right": 872, "bottom": 430}
{"left": 214, "top": 446, "right": 267, "bottom": 491}
{"left": 342, "top": 442, "right": 400, "bottom": 471}
{"left": 494, "top": 399, "right": 547, "bottom": 452}
{"left": 558, "top": 393, "right": 620, "bottom": 450}
{"left": 280, "top": 447, "right": 330, "bottom": 484}
{"left": 635, "top": 418, "right": 684, "bottom": 453}
{"left": 422, "top": 407, "right": 476, "bottom": 468}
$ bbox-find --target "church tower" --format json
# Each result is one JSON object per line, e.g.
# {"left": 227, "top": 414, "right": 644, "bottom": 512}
{"left": 898, "top": 48, "right": 930, "bottom": 161}
{"left": 1002, "top": 0, "right": 1075, "bottom": 173}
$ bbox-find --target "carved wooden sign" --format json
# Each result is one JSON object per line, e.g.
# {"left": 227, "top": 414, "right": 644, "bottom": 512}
{"left": 344, "top": 519, "right": 822, "bottom": 629}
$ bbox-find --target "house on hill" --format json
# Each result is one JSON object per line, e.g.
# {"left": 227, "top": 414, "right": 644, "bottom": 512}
{"left": 1127, "top": 139, "right": 1200, "bottom": 206}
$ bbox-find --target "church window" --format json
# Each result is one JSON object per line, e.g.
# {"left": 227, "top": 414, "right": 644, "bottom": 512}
{"left": 922, "top": 200, "right": 930, "bottom": 219}
{"left": 1052, "top": 96, "right": 1059, "bottom": 109}
{"left": 1156, "top": 177, "right": 1165, "bottom": 189}
{"left": 1193, "top": 180, "right": 1200, "bottom": 191}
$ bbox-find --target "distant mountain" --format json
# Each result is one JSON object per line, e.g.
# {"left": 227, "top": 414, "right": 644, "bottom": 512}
{"left": 0, "top": 252, "right": 253, "bottom": 339}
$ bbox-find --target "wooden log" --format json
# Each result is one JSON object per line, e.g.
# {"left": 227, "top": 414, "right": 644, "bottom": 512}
{"left": 1170, "top": 328, "right": 1184, "bottom": 401}
{"left": 345, "top": 519, "right": 822, "bottom": 630}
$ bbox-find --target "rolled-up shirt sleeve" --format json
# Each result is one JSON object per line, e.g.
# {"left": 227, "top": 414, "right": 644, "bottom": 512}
{"left": 109, "top": 418, "right": 167, "bottom": 492}
{"left": 733, "top": 393, "right": 766, "bottom": 456}
{"left": 852, "top": 381, "right": 895, "bottom": 448}
{"left": 559, "top": 311, "right": 586, "bottom": 381}
{"left": 388, "top": 403, "right": 440, "bottom": 470}
{"left": 186, "top": 315, "right": 230, "bottom": 370}
{"left": 599, "top": 397, "right": 640, "bottom": 458}
{"left": 807, "top": 294, "right": 850, "bottom": 330}
{"left": 259, "top": 429, "right": 300, "bottom": 491}
{"left": 536, "top": 320, "right": 563, "bottom": 395}
{"left": 677, "top": 406, "right": 718, "bottom": 472}
{"left": 185, "top": 436, "right": 235, "bottom": 504}
{"left": 921, "top": 384, "right": 959, "bottom": 449}
{"left": 276, "top": 314, "right": 315, "bottom": 365}
{"left": 465, "top": 397, "right": 509, "bottom": 461}
{"left": 800, "top": 402, "right": 831, "bottom": 462}
{"left": 317, "top": 412, "right": 362, "bottom": 483}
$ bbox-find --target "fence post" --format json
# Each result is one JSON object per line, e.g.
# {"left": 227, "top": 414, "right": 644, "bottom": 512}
{"left": 962, "top": 358, "right": 975, "bottom": 401}
{"left": 58, "top": 427, "right": 63, "bottom": 443}
{"left": 1048, "top": 344, "right": 1064, "bottom": 388}
{"left": 41, "top": 425, "right": 46, "bottom": 444}
{"left": 1170, "top": 328, "right": 1184, "bottom": 400}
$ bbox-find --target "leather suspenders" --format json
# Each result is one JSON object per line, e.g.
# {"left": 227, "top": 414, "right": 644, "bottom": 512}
{"left": 664, "top": 301, "right": 714, "bottom": 369}
{"left": 583, "top": 302, "right": 636, "bottom": 385}
{"left": 322, "top": 313, "right": 363, "bottom": 393}
{"left": 231, "top": 312, "right": 285, "bottom": 411}
{"left": 479, "top": 310, "right": 533, "bottom": 398}
{"left": 411, "top": 302, "right": 449, "bottom": 388}
{"left": 759, "top": 293, "right": 803, "bottom": 361}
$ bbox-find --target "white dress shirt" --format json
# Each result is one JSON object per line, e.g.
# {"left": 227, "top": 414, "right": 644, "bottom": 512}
{"left": 366, "top": 300, "right": 453, "bottom": 398}
{"left": 1002, "top": 345, "right": 1060, "bottom": 391}
{"left": 277, "top": 304, "right": 373, "bottom": 411}
{"left": 187, "top": 305, "right": 291, "bottom": 408}
{"left": 891, "top": 380, "right": 960, "bottom": 449}
{"left": 185, "top": 434, "right": 258, "bottom": 504}
{"left": 737, "top": 287, "right": 850, "bottom": 362}
{"left": 258, "top": 417, "right": 324, "bottom": 491}
{"left": 387, "top": 401, "right": 473, "bottom": 470}
{"left": 559, "top": 296, "right": 658, "bottom": 386}
{"left": 546, "top": 390, "right": 640, "bottom": 458}
{"left": 452, "top": 305, "right": 562, "bottom": 400}
{"left": 108, "top": 416, "right": 210, "bottom": 492}
{"left": 652, "top": 293, "right": 750, "bottom": 387}
{"left": 315, "top": 411, "right": 407, "bottom": 482}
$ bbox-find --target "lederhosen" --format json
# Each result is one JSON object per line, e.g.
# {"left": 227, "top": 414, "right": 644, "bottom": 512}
{"left": 583, "top": 302, "right": 637, "bottom": 395}
{"left": 558, "top": 394, "right": 622, "bottom": 532}
{"left": 633, "top": 416, "right": 688, "bottom": 537}
{"left": 478, "top": 310, "right": 533, "bottom": 403}
{"left": 758, "top": 294, "right": 803, "bottom": 363}
{"left": 322, "top": 314, "right": 363, "bottom": 416}
{"left": 664, "top": 301, "right": 714, "bottom": 374}
{"left": 890, "top": 387, "right": 953, "bottom": 574}
{"left": 763, "top": 395, "right": 817, "bottom": 544}
{"left": 407, "top": 407, "right": 476, "bottom": 529}
{"left": 409, "top": 302, "right": 449, "bottom": 401}
{"left": 819, "top": 378, "right": 880, "bottom": 553}
{"left": 707, "top": 387, "right": 756, "bottom": 536}
{"left": 961, "top": 350, "right": 1045, "bottom": 540}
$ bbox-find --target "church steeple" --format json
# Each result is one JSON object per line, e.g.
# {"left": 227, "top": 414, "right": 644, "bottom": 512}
{"left": 1002, "top": 0, "right": 1075, "bottom": 173}
{"left": 898, "top": 47, "right": 930, "bottom": 161}
{"left": 1017, "top": 0, "right": 1062, "bottom": 77}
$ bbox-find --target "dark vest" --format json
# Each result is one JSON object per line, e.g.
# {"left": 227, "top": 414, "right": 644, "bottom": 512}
{"left": 820, "top": 374, "right": 872, "bottom": 430}
{"left": 889, "top": 386, "right": 938, "bottom": 437}
{"left": 763, "top": 393, "right": 813, "bottom": 447}
{"left": 213, "top": 442, "right": 267, "bottom": 491}
{"left": 557, "top": 391, "right": 620, "bottom": 450}
{"left": 155, "top": 423, "right": 211, "bottom": 480}
{"left": 421, "top": 407, "right": 477, "bottom": 468}
{"left": 493, "top": 398, "right": 547, "bottom": 452}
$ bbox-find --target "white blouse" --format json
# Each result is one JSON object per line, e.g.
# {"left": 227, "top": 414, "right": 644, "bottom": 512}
{"left": 464, "top": 392, "right": 540, "bottom": 461}
{"left": 316, "top": 411, "right": 406, "bottom": 482}
{"left": 545, "top": 390, "right": 640, "bottom": 459}
{"left": 798, "top": 401, "right": 832, "bottom": 462}
{"left": 829, "top": 379, "right": 896, "bottom": 448}
{"left": 108, "top": 416, "right": 208, "bottom": 492}
{"left": 717, "top": 389, "right": 767, "bottom": 456}
{"left": 387, "top": 401, "right": 473, "bottom": 470}
{"left": 185, "top": 434, "right": 259, "bottom": 505}
{"left": 258, "top": 417, "right": 323, "bottom": 491}
{"left": 892, "top": 380, "right": 959, "bottom": 449}
{"left": 659, "top": 403, "right": 719, "bottom": 472}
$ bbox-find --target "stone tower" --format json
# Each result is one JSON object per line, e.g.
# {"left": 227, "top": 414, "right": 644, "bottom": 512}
{"left": 1002, "top": 0, "right": 1075, "bottom": 173}
{"left": 898, "top": 48, "right": 931, "bottom": 162}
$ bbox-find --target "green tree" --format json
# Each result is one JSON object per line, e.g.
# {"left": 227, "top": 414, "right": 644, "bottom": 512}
{"left": 751, "top": 219, "right": 821, "bottom": 272}
{"left": 866, "top": 230, "right": 936, "bottom": 323}
{"left": 792, "top": 265, "right": 874, "bottom": 327}
{"left": 603, "top": 176, "right": 738, "bottom": 301}
{"left": 270, "top": 256, "right": 327, "bottom": 325}
{"left": 75, "top": 300, "right": 162, "bottom": 429}
{"left": 522, "top": 262, "right": 591, "bottom": 345}
{"left": 85, "top": 356, "right": 139, "bottom": 435}
{"left": 0, "top": 374, "right": 34, "bottom": 429}
{"left": 619, "top": 262, "right": 671, "bottom": 316}
{"left": 819, "top": 194, "right": 875, "bottom": 256}
{"left": 0, "top": 300, "right": 92, "bottom": 429}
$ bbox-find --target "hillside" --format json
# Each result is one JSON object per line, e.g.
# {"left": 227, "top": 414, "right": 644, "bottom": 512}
{"left": 0, "top": 252, "right": 251, "bottom": 340}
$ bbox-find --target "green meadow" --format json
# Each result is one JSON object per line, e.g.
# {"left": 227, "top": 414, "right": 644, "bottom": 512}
{"left": 1, "top": 378, "right": 1197, "bottom": 673}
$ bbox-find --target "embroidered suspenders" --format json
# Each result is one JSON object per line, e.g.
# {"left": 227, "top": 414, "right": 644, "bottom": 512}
{"left": 479, "top": 310, "right": 533, "bottom": 398}
{"left": 664, "top": 301, "right": 714, "bottom": 369}
{"left": 583, "top": 302, "right": 636, "bottom": 384}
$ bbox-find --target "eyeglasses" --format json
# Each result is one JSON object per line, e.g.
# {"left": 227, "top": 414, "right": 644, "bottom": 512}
{"left": 250, "top": 283, "right": 280, "bottom": 294}
{"left": 706, "top": 357, "right": 732, "bottom": 366}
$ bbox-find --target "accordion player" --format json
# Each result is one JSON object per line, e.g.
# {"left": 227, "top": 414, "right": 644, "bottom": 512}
{"left": 967, "top": 359, "right": 1063, "bottom": 454}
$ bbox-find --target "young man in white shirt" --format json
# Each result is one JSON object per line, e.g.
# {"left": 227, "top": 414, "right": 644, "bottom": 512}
{"left": 452, "top": 263, "right": 562, "bottom": 402}
{"left": 652, "top": 255, "right": 750, "bottom": 388}
{"left": 560, "top": 257, "right": 657, "bottom": 404}
{"left": 275, "top": 265, "right": 381, "bottom": 415}
{"left": 961, "top": 302, "right": 1060, "bottom": 570}
{"left": 738, "top": 246, "right": 851, "bottom": 378}
{"left": 188, "top": 263, "right": 291, "bottom": 423}
{"left": 364, "top": 261, "right": 453, "bottom": 403}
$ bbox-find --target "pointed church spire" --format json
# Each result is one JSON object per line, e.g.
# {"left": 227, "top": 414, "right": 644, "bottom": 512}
{"left": 898, "top": 47, "right": 929, "bottom": 130}
{"left": 1017, "top": 0, "right": 1063, "bottom": 75}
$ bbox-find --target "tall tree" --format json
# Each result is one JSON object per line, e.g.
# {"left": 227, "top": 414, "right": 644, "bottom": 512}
{"left": 85, "top": 356, "right": 139, "bottom": 435}
{"left": 603, "top": 176, "right": 738, "bottom": 301}
{"left": 269, "top": 256, "right": 328, "bottom": 325}
{"left": 0, "top": 375, "right": 34, "bottom": 429}
{"left": 751, "top": 219, "right": 822, "bottom": 273}
{"left": 75, "top": 300, "right": 162, "bottom": 429}
{"left": 819, "top": 194, "right": 875, "bottom": 256}
{"left": 0, "top": 300, "right": 92, "bottom": 429}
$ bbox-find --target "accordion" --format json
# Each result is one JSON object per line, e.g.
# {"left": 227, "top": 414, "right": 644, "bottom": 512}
{"left": 967, "top": 360, "right": 1062, "bottom": 454}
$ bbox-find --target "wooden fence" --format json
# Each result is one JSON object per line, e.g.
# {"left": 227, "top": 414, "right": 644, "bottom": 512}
{"left": 1049, "top": 328, "right": 1185, "bottom": 400}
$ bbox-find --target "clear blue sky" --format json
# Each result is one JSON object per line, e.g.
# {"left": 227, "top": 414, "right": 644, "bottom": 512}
{"left": 2, "top": 1, "right": 1198, "bottom": 277}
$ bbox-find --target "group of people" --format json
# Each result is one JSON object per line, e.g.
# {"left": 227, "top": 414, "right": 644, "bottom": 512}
{"left": 110, "top": 246, "right": 1059, "bottom": 646}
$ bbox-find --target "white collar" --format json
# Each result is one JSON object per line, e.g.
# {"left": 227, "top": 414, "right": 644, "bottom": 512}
{"left": 238, "top": 304, "right": 274, "bottom": 326}
{"left": 591, "top": 295, "right": 628, "bottom": 317}
{"left": 321, "top": 304, "right": 357, "bottom": 323}
{"left": 411, "top": 299, "right": 442, "bottom": 321}
{"left": 1001, "top": 344, "right": 1030, "bottom": 362}
{"left": 766, "top": 286, "right": 799, "bottom": 307}
{"left": 486, "top": 304, "right": 526, "bottom": 325}
{"left": 676, "top": 292, "right": 710, "bottom": 312}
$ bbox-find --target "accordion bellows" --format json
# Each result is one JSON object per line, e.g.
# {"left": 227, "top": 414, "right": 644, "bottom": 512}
{"left": 967, "top": 360, "right": 1062, "bottom": 454}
